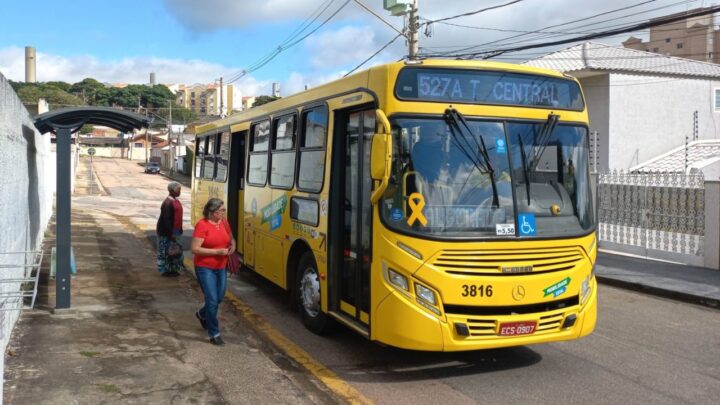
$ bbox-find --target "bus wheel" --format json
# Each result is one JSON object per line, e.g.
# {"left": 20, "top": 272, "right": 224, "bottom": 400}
{"left": 297, "top": 251, "right": 332, "bottom": 335}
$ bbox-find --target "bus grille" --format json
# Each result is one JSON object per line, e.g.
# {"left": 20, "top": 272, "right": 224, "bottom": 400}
{"left": 465, "top": 313, "right": 566, "bottom": 337}
{"left": 432, "top": 246, "right": 585, "bottom": 276}
{"left": 448, "top": 297, "right": 579, "bottom": 338}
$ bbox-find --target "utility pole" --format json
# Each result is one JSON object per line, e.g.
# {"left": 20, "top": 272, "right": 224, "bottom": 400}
{"left": 169, "top": 100, "right": 174, "bottom": 175}
{"left": 219, "top": 76, "right": 224, "bottom": 117}
{"left": 408, "top": 0, "right": 419, "bottom": 60}
{"left": 383, "top": 0, "right": 418, "bottom": 60}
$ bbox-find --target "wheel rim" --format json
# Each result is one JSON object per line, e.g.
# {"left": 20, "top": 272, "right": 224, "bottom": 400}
{"left": 299, "top": 266, "right": 321, "bottom": 317}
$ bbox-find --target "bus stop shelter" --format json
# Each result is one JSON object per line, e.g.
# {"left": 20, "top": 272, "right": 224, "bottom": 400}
{"left": 34, "top": 107, "right": 152, "bottom": 309}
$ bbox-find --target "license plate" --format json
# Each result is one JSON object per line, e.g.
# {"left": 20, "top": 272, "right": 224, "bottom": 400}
{"left": 498, "top": 321, "right": 537, "bottom": 336}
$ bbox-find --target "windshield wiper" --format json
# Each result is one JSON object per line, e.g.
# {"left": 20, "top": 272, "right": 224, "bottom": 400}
{"left": 518, "top": 135, "right": 531, "bottom": 205}
{"left": 531, "top": 113, "right": 560, "bottom": 170}
{"left": 444, "top": 108, "right": 499, "bottom": 208}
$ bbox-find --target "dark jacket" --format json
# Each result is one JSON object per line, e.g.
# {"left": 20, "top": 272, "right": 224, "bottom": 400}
{"left": 156, "top": 197, "right": 175, "bottom": 237}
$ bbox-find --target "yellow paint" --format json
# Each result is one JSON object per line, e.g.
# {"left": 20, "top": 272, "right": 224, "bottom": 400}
{"left": 183, "top": 258, "right": 371, "bottom": 405}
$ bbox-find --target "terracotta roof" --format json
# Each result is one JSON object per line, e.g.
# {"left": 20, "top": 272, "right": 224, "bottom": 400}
{"left": 525, "top": 42, "right": 720, "bottom": 78}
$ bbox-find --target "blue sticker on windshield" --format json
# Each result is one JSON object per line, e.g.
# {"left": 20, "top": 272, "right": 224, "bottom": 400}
{"left": 496, "top": 138, "right": 507, "bottom": 153}
{"left": 391, "top": 208, "right": 403, "bottom": 222}
{"left": 518, "top": 213, "right": 536, "bottom": 236}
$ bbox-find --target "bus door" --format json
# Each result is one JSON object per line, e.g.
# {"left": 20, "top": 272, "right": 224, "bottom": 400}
{"left": 333, "top": 108, "right": 374, "bottom": 324}
{"left": 228, "top": 130, "right": 246, "bottom": 255}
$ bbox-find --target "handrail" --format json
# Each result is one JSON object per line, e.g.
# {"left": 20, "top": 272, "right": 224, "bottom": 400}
{"left": 370, "top": 109, "right": 392, "bottom": 204}
{"left": 0, "top": 249, "right": 44, "bottom": 310}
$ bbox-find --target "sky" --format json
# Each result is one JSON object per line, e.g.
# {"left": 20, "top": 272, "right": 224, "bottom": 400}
{"left": 0, "top": 0, "right": 714, "bottom": 97}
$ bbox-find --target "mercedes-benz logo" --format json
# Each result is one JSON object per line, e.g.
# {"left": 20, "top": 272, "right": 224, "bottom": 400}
{"left": 512, "top": 285, "right": 526, "bottom": 301}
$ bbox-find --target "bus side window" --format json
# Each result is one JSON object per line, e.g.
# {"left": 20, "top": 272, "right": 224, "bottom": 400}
{"left": 195, "top": 136, "right": 206, "bottom": 178}
{"left": 216, "top": 131, "right": 230, "bottom": 182}
{"left": 297, "top": 106, "right": 328, "bottom": 192}
{"left": 248, "top": 120, "right": 270, "bottom": 186}
{"left": 270, "top": 114, "right": 297, "bottom": 189}
{"left": 203, "top": 133, "right": 217, "bottom": 180}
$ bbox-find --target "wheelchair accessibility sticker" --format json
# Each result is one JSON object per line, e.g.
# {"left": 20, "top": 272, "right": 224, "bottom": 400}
{"left": 518, "top": 213, "right": 536, "bottom": 236}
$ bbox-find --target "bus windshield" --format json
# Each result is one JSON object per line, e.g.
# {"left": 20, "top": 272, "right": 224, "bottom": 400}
{"left": 380, "top": 117, "right": 594, "bottom": 238}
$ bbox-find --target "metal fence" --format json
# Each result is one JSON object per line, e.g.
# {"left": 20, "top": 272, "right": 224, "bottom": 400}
{"left": 597, "top": 170, "right": 705, "bottom": 265}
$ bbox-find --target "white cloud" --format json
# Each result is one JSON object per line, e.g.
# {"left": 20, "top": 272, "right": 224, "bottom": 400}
{"left": 305, "top": 25, "right": 380, "bottom": 69}
{"left": 0, "top": 46, "right": 273, "bottom": 96}
{"left": 282, "top": 71, "right": 346, "bottom": 96}
{"left": 164, "top": 0, "right": 341, "bottom": 31}
{"left": 0, "top": 46, "right": 350, "bottom": 98}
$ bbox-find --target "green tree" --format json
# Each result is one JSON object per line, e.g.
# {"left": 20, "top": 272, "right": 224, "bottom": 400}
{"left": 46, "top": 81, "right": 72, "bottom": 92}
{"left": 252, "top": 95, "right": 281, "bottom": 107}
{"left": 10, "top": 81, "right": 85, "bottom": 109}
{"left": 69, "top": 78, "right": 110, "bottom": 105}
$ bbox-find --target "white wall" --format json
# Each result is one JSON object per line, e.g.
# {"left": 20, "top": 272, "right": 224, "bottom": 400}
{"left": 579, "top": 74, "right": 611, "bottom": 171}
{"left": 608, "top": 73, "right": 720, "bottom": 169}
{"left": 0, "top": 73, "right": 54, "bottom": 400}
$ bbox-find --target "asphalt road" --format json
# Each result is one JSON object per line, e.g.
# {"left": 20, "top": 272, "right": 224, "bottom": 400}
{"left": 94, "top": 157, "right": 720, "bottom": 405}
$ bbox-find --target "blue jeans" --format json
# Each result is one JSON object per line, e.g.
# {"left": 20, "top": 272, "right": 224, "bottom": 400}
{"left": 195, "top": 267, "right": 227, "bottom": 338}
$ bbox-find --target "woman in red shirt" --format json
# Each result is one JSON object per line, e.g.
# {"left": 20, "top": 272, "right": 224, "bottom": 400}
{"left": 191, "top": 198, "right": 236, "bottom": 346}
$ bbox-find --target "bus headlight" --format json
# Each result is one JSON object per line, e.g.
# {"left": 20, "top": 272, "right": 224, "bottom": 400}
{"left": 415, "top": 283, "right": 437, "bottom": 306}
{"left": 580, "top": 274, "right": 592, "bottom": 305}
{"left": 387, "top": 268, "right": 409, "bottom": 291}
{"left": 415, "top": 283, "right": 441, "bottom": 315}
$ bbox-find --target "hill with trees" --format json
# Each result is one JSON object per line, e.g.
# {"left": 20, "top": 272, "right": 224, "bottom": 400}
{"left": 10, "top": 78, "right": 196, "bottom": 125}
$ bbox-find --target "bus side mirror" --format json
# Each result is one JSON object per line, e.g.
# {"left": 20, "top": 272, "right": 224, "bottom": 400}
{"left": 370, "top": 109, "right": 392, "bottom": 204}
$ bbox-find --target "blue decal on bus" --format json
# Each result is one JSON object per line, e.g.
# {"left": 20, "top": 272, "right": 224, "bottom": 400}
{"left": 496, "top": 138, "right": 506, "bottom": 153}
{"left": 518, "top": 213, "right": 536, "bottom": 236}
{"left": 391, "top": 208, "right": 403, "bottom": 221}
{"left": 270, "top": 214, "right": 282, "bottom": 231}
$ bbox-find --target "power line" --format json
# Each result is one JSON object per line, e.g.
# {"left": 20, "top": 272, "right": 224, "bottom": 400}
{"left": 436, "top": 4, "right": 720, "bottom": 59}
{"left": 460, "top": 0, "right": 699, "bottom": 53}
{"left": 226, "top": 0, "right": 351, "bottom": 84}
{"left": 426, "top": 0, "right": 527, "bottom": 24}
{"left": 423, "top": 0, "right": 664, "bottom": 57}
{"left": 344, "top": 33, "right": 404, "bottom": 77}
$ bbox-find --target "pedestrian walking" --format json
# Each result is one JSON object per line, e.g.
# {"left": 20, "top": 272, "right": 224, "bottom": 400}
{"left": 191, "top": 198, "right": 236, "bottom": 345}
{"left": 156, "top": 181, "right": 185, "bottom": 277}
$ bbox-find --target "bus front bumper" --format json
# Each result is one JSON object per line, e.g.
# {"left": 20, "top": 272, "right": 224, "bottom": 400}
{"left": 373, "top": 277, "right": 597, "bottom": 352}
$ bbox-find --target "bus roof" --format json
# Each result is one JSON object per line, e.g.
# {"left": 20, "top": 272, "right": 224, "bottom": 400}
{"left": 194, "top": 59, "right": 574, "bottom": 135}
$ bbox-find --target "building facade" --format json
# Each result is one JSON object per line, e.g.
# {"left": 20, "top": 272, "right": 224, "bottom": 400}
{"left": 526, "top": 42, "right": 720, "bottom": 171}
{"left": 623, "top": 7, "right": 720, "bottom": 64}
{"left": 175, "top": 83, "right": 241, "bottom": 116}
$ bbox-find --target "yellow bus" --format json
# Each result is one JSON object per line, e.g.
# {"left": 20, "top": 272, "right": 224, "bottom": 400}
{"left": 192, "top": 59, "right": 597, "bottom": 351}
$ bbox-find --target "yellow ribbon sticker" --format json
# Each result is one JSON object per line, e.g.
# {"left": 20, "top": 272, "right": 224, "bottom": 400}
{"left": 407, "top": 192, "right": 428, "bottom": 226}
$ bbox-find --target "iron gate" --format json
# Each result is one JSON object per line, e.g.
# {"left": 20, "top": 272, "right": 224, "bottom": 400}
{"left": 597, "top": 170, "right": 705, "bottom": 265}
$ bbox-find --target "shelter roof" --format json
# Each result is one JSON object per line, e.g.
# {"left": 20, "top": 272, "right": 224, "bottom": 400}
{"left": 34, "top": 106, "right": 152, "bottom": 134}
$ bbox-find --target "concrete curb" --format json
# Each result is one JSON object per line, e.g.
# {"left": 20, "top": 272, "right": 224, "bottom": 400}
{"left": 597, "top": 276, "right": 720, "bottom": 310}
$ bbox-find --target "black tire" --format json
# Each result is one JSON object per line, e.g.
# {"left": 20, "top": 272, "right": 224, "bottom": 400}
{"left": 296, "top": 251, "right": 333, "bottom": 335}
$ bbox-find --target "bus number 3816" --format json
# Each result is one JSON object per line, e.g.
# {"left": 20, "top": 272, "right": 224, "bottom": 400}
{"left": 461, "top": 284, "right": 493, "bottom": 297}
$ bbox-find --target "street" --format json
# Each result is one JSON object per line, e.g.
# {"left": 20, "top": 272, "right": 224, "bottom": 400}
{"left": 90, "top": 157, "right": 720, "bottom": 405}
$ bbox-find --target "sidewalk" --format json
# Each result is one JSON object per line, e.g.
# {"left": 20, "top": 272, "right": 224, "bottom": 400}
{"left": 3, "top": 160, "right": 335, "bottom": 403}
{"left": 595, "top": 251, "right": 720, "bottom": 309}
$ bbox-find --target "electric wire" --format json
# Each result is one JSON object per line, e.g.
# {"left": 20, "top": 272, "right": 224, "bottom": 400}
{"left": 436, "top": 5, "right": 720, "bottom": 59}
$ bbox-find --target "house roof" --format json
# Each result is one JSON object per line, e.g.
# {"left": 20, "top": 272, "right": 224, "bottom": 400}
{"left": 525, "top": 42, "right": 720, "bottom": 79}
{"left": 78, "top": 137, "right": 123, "bottom": 145}
{"left": 631, "top": 140, "right": 720, "bottom": 173}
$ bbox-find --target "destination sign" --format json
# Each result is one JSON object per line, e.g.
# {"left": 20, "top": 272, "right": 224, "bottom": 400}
{"left": 395, "top": 68, "right": 584, "bottom": 110}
